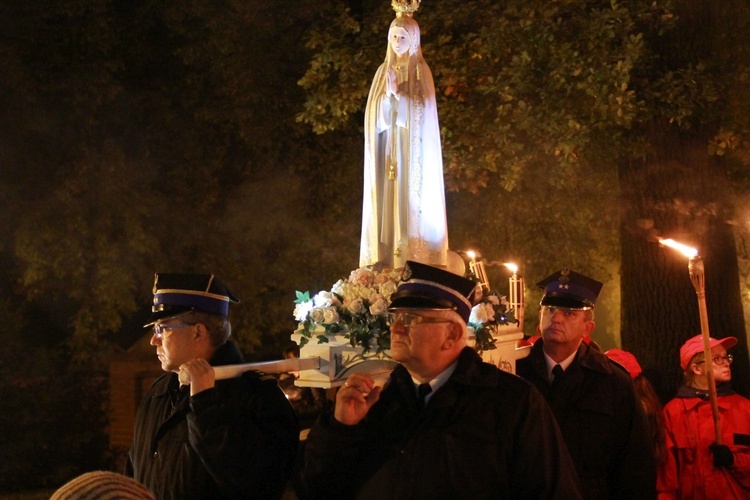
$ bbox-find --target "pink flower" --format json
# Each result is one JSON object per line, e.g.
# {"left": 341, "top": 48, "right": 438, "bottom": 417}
{"left": 369, "top": 297, "right": 388, "bottom": 316}
{"left": 349, "top": 267, "right": 375, "bottom": 287}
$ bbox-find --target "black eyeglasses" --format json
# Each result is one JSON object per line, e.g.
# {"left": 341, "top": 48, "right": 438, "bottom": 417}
{"left": 152, "top": 322, "right": 196, "bottom": 340}
{"left": 695, "top": 354, "right": 733, "bottom": 366}
{"left": 386, "top": 312, "right": 452, "bottom": 328}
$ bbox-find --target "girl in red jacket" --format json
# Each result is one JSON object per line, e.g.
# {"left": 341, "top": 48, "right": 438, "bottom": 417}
{"left": 658, "top": 334, "right": 750, "bottom": 499}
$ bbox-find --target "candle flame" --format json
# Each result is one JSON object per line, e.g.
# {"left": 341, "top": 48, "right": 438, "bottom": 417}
{"left": 466, "top": 250, "right": 476, "bottom": 260}
{"left": 659, "top": 238, "right": 699, "bottom": 258}
{"left": 504, "top": 262, "right": 518, "bottom": 274}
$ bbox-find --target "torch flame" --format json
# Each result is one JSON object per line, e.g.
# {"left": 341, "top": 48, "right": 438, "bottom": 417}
{"left": 504, "top": 262, "right": 518, "bottom": 274}
{"left": 659, "top": 238, "right": 699, "bottom": 258}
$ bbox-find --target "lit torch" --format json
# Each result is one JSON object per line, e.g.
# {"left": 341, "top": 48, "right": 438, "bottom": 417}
{"left": 659, "top": 238, "right": 722, "bottom": 443}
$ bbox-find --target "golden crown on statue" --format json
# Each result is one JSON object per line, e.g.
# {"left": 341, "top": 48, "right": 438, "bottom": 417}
{"left": 392, "top": 0, "right": 420, "bottom": 16}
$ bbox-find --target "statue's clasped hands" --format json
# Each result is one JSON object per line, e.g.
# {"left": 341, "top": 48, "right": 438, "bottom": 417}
{"left": 386, "top": 67, "right": 400, "bottom": 99}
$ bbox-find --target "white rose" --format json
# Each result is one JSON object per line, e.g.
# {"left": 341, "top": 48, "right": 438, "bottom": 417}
{"left": 369, "top": 297, "right": 387, "bottom": 316}
{"left": 322, "top": 306, "right": 340, "bottom": 325}
{"left": 358, "top": 285, "right": 374, "bottom": 301}
{"left": 378, "top": 280, "right": 398, "bottom": 299}
{"left": 346, "top": 298, "right": 366, "bottom": 315}
{"left": 469, "top": 303, "right": 493, "bottom": 324}
{"left": 333, "top": 281, "right": 357, "bottom": 302}
{"left": 310, "top": 307, "right": 326, "bottom": 324}
{"left": 293, "top": 301, "right": 313, "bottom": 322}
{"left": 387, "top": 269, "right": 403, "bottom": 281}
{"left": 314, "top": 291, "right": 336, "bottom": 308}
{"left": 331, "top": 279, "right": 347, "bottom": 296}
{"left": 483, "top": 302, "right": 496, "bottom": 322}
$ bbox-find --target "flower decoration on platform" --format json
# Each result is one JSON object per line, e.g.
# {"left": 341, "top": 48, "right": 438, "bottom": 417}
{"left": 468, "top": 290, "right": 516, "bottom": 353}
{"left": 293, "top": 267, "right": 404, "bottom": 356}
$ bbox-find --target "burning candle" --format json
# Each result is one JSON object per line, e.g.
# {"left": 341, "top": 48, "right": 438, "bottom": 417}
{"left": 504, "top": 262, "right": 525, "bottom": 331}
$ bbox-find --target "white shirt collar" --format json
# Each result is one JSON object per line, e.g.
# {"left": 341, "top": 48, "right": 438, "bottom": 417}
{"left": 544, "top": 348, "right": 578, "bottom": 381}
{"left": 411, "top": 359, "right": 459, "bottom": 405}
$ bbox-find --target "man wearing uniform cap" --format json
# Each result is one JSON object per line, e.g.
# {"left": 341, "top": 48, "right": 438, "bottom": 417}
{"left": 516, "top": 269, "right": 656, "bottom": 499}
{"left": 126, "top": 273, "right": 298, "bottom": 499}
{"left": 300, "top": 261, "right": 582, "bottom": 498}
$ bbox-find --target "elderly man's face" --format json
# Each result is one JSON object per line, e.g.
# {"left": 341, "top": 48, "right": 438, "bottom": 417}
{"left": 388, "top": 311, "right": 454, "bottom": 369}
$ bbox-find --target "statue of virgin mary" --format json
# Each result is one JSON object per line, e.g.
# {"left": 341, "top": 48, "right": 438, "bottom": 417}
{"left": 359, "top": 5, "right": 449, "bottom": 270}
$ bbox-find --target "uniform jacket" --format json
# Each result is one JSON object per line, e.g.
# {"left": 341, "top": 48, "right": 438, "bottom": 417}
{"left": 299, "top": 347, "right": 582, "bottom": 499}
{"left": 516, "top": 341, "right": 656, "bottom": 499}
{"left": 658, "top": 385, "right": 750, "bottom": 499}
{"left": 125, "top": 341, "right": 299, "bottom": 499}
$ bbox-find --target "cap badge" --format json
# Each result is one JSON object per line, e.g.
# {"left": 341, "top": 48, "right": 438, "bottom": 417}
{"left": 559, "top": 269, "right": 570, "bottom": 284}
{"left": 402, "top": 264, "right": 413, "bottom": 281}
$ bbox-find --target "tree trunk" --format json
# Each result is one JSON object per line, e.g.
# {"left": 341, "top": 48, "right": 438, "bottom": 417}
{"left": 619, "top": 138, "right": 749, "bottom": 402}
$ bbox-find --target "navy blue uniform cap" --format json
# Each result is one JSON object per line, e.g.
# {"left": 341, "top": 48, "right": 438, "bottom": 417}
{"left": 537, "top": 269, "right": 602, "bottom": 310}
{"left": 145, "top": 273, "right": 239, "bottom": 326}
{"left": 388, "top": 261, "right": 479, "bottom": 323}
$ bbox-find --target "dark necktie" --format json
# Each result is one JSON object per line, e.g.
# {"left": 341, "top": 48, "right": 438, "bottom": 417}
{"left": 551, "top": 364, "right": 564, "bottom": 387}
{"left": 417, "top": 383, "right": 432, "bottom": 409}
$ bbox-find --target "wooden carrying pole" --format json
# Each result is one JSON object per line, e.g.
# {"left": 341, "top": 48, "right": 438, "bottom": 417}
{"left": 178, "top": 357, "right": 321, "bottom": 385}
{"left": 688, "top": 256, "right": 722, "bottom": 444}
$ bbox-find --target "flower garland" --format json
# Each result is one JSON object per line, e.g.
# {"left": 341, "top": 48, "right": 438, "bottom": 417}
{"left": 293, "top": 267, "right": 404, "bottom": 357}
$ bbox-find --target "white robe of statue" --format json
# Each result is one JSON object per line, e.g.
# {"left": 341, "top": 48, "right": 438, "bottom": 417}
{"left": 359, "top": 14, "right": 448, "bottom": 270}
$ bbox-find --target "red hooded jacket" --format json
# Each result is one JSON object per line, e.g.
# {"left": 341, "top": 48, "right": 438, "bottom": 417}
{"left": 658, "top": 385, "right": 750, "bottom": 499}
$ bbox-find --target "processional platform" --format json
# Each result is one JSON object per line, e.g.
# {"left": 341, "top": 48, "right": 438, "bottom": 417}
{"left": 292, "top": 324, "right": 531, "bottom": 389}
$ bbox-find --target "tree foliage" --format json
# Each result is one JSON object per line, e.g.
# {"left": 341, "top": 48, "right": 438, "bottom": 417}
{"left": 3, "top": 0, "right": 361, "bottom": 363}
{"left": 299, "top": 1, "right": 749, "bottom": 185}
